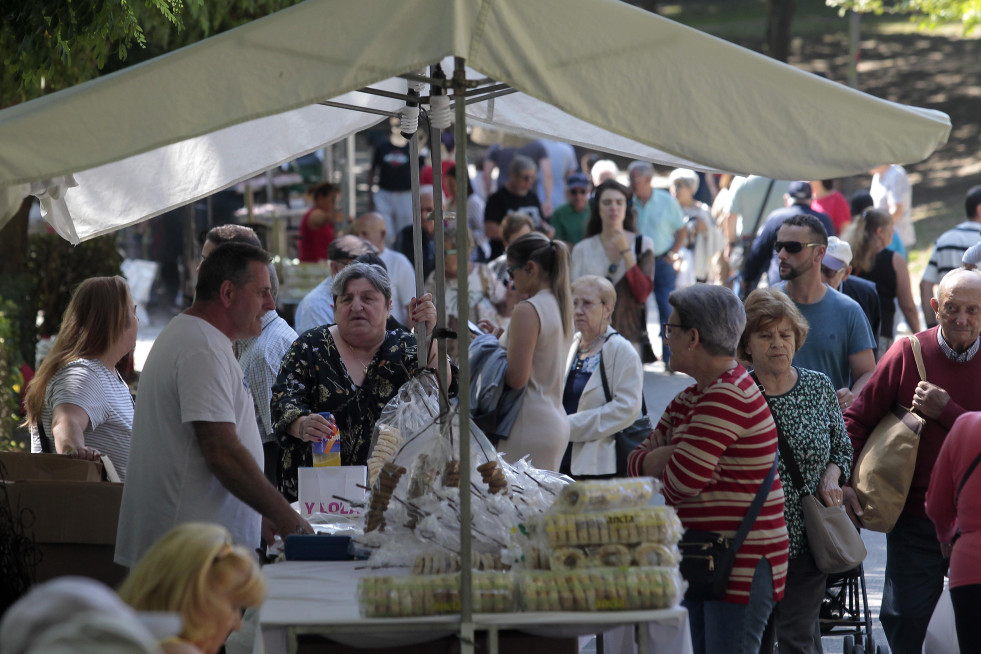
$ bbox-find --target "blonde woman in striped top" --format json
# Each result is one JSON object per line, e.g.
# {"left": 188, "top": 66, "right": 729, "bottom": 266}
{"left": 24, "top": 276, "right": 137, "bottom": 479}
{"left": 628, "top": 284, "right": 788, "bottom": 654}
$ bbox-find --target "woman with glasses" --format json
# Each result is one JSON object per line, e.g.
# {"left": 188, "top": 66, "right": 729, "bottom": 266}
{"left": 627, "top": 284, "right": 788, "bottom": 654}
{"left": 570, "top": 179, "right": 656, "bottom": 358}
{"left": 844, "top": 207, "right": 920, "bottom": 354}
{"left": 670, "top": 168, "right": 726, "bottom": 285}
{"left": 558, "top": 275, "right": 644, "bottom": 478}
{"left": 427, "top": 223, "right": 506, "bottom": 360}
{"left": 739, "top": 288, "right": 853, "bottom": 654}
{"left": 444, "top": 164, "right": 488, "bottom": 261}
{"left": 484, "top": 232, "right": 573, "bottom": 471}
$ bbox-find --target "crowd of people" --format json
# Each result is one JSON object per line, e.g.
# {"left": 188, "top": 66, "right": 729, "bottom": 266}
{"left": 16, "top": 129, "right": 981, "bottom": 654}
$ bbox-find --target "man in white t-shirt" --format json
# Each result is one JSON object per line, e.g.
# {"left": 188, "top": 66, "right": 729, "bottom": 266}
{"left": 870, "top": 163, "right": 915, "bottom": 248}
{"left": 115, "top": 243, "right": 312, "bottom": 567}
{"left": 353, "top": 212, "right": 415, "bottom": 325}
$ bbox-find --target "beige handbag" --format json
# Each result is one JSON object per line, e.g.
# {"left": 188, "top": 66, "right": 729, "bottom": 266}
{"left": 852, "top": 335, "right": 926, "bottom": 533}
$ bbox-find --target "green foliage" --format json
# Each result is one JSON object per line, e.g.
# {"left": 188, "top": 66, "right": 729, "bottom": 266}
{"left": 826, "top": 0, "right": 981, "bottom": 32}
{"left": 0, "top": 298, "right": 26, "bottom": 451}
{"left": 24, "top": 233, "right": 123, "bottom": 338}
{"left": 1, "top": 0, "right": 305, "bottom": 106}
{"left": 0, "top": 0, "right": 186, "bottom": 105}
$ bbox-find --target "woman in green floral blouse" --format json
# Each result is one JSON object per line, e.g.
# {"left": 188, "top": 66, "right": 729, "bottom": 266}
{"left": 739, "top": 288, "right": 853, "bottom": 654}
{"left": 271, "top": 262, "right": 453, "bottom": 502}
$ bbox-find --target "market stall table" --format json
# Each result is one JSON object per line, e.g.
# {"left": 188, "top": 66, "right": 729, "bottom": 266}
{"left": 256, "top": 561, "right": 692, "bottom": 654}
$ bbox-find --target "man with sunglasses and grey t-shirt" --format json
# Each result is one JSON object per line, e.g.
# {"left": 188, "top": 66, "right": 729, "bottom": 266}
{"left": 772, "top": 214, "right": 877, "bottom": 411}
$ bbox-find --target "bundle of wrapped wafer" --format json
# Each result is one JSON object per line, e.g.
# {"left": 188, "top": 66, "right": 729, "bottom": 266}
{"left": 412, "top": 550, "right": 509, "bottom": 574}
{"left": 551, "top": 478, "right": 658, "bottom": 514}
{"left": 539, "top": 542, "right": 680, "bottom": 570}
{"left": 544, "top": 506, "right": 682, "bottom": 548}
{"left": 442, "top": 459, "right": 460, "bottom": 488}
{"left": 477, "top": 459, "right": 508, "bottom": 494}
{"left": 365, "top": 461, "right": 407, "bottom": 533}
{"left": 519, "top": 566, "right": 682, "bottom": 612}
{"left": 367, "top": 423, "right": 402, "bottom": 486}
{"left": 358, "top": 571, "right": 515, "bottom": 617}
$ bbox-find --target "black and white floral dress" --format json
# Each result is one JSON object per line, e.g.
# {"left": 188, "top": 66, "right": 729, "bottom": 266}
{"left": 759, "top": 367, "right": 853, "bottom": 559}
{"left": 271, "top": 326, "right": 456, "bottom": 502}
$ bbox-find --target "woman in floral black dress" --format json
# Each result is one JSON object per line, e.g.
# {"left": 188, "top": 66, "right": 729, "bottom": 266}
{"left": 271, "top": 262, "right": 452, "bottom": 502}
{"left": 739, "top": 288, "right": 854, "bottom": 654}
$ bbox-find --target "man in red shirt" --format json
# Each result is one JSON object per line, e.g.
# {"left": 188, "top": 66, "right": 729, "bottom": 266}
{"left": 844, "top": 268, "right": 981, "bottom": 654}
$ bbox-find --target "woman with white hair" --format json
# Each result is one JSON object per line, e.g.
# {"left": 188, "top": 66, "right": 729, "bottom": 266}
{"left": 560, "top": 275, "right": 644, "bottom": 478}
{"left": 670, "top": 168, "right": 726, "bottom": 285}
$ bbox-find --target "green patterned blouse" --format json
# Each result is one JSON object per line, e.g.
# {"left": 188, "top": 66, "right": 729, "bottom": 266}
{"left": 758, "top": 367, "right": 853, "bottom": 559}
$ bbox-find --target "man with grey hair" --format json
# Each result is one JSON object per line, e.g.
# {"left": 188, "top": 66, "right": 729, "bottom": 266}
{"left": 485, "top": 154, "right": 549, "bottom": 257}
{"left": 629, "top": 160, "right": 685, "bottom": 367}
{"left": 199, "top": 224, "right": 297, "bottom": 486}
{"left": 354, "top": 211, "right": 414, "bottom": 325}
{"left": 393, "top": 185, "right": 437, "bottom": 279}
{"left": 844, "top": 268, "right": 981, "bottom": 654}
{"left": 117, "top": 243, "right": 313, "bottom": 566}
{"left": 294, "top": 234, "right": 376, "bottom": 333}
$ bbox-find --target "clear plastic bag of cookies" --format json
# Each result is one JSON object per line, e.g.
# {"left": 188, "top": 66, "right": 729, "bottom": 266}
{"left": 517, "top": 566, "right": 683, "bottom": 612}
{"left": 550, "top": 478, "right": 660, "bottom": 514}
{"left": 358, "top": 570, "right": 515, "bottom": 617}
{"left": 543, "top": 506, "right": 682, "bottom": 548}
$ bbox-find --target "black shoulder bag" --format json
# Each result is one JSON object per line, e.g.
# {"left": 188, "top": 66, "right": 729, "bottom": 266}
{"left": 678, "top": 453, "right": 778, "bottom": 601}
{"left": 597, "top": 333, "right": 652, "bottom": 476}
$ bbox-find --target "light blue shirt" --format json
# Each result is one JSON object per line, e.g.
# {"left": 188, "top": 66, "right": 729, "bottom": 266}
{"left": 635, "top": 188, "right": 685, "bottom": 256}
{"left": 294, "top": 275, "right": 334, "bottom": 334}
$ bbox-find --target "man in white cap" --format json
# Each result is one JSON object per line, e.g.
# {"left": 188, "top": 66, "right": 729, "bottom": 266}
{"left": 820, "top": 236, "right": 881, "bottom": 354}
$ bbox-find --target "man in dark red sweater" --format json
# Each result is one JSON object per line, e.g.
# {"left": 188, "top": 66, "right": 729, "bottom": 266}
{"left": 843, "top": 268, "right": 981, "bottom": 654}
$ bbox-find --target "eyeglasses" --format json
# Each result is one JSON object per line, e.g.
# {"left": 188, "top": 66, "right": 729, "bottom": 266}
{"left": 519, "top": 174, "right": 537, "bottom": 182}
{"left": 774, "top": 241, "right": 821, "bottom": 254}
{"left": 664, "top": 323, "right": 691, "bottom": 337}
{"left": 569, "top": 188, "right": 588, "bottom": 195}
{"left": 506, "top": 264, "right": 518, "bottom": 278}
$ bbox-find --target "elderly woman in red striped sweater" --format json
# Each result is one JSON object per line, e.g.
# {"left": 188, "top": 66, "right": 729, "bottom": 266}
{"left": 628, "top": 284, "right": 789, "bottom": 654}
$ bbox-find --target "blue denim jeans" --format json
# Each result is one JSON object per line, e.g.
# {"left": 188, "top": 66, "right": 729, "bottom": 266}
{"left": 684, "top": 559, "right": 776, "bottom": 654}
{"left": 881, "top": 512, "right": 946, "bottom": 654}
{"left": 654, "top": 256, "right": 677, "bottom": 363}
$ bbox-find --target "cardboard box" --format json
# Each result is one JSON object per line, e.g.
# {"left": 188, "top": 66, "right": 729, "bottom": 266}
{"left": 0, "top": 451, "right": 108, "bottom": 482}
{"left": 1, "top": 452, "right": 126, "bottom": 586}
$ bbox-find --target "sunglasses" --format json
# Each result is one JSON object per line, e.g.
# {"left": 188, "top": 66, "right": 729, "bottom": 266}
{"left": 774, "top": 241, "right": 821, "bottom": 254}
{"left": 569, "top": 188, "right": 588, "bottom": 195}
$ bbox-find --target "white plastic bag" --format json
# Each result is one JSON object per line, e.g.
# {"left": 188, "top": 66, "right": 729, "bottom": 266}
{"left": 922, "top": 580, "right": 958, "bottom": 654}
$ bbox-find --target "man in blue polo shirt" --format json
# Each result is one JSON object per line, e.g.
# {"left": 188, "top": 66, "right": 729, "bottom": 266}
{"left": 629, "top": 160, "right": 685, "bottom": 366}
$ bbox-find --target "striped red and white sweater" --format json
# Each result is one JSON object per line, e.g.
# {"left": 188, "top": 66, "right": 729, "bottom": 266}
{"left": 629, "top": 364, "right": 789, "bottom": 604}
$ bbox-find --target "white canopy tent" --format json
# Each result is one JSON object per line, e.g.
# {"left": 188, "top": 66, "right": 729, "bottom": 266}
{"left": 0, "top": 1, "right": 953, "bottom": 643}
{"left": 0, "top": 0, "right": 950, "bottom": 243}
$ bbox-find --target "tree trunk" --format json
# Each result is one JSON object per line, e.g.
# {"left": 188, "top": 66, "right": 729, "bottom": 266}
{"left": 766, "top": 0, "right": 796, "bottom": 63}
{"left": 0, "top": 197, "right": 32, "bottom": 277}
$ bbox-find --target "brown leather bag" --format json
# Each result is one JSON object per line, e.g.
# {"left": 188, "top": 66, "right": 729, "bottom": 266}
{"left": 851, "top": 335, "right": 926, "bottom": 533}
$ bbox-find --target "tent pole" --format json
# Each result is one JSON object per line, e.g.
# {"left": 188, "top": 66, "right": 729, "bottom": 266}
{"left": 453, "top": 55, "right": 474, "bottom": 654}
{"left": 429, "top": 108, "right": 448, "bottom": 398}
{"left": 408, "top": 123, "right": 428, "bottom": 370}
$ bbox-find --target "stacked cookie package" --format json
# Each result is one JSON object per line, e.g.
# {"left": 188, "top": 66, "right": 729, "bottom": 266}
{"left": 517, "top": 478, "right": 685, "bottom": 611}
{"left": 358, "top": 572, "right": 515, "bottom": 617}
